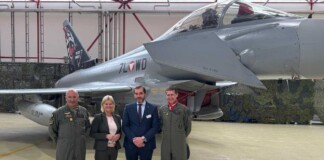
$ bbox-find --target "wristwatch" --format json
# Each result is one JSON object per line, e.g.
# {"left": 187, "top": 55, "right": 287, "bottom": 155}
{"left": 141, "top": 136, "right": 147, "bottom": 143}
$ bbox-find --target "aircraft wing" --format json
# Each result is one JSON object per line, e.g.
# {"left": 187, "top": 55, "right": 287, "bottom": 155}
{"left": 144, "top": 31, "right": 266, "bottom": 89}
{"left": 0, "top": 82, "right": 132, "bottom": 95}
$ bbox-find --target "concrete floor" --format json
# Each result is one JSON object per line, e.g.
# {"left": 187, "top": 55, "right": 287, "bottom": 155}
{"left": 0, "top": 113, "right": 324, "bottom": 160}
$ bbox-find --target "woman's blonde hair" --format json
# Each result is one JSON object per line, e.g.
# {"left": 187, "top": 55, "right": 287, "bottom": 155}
{"left": 101, "top": 95, "right": 116, "bottom": 113}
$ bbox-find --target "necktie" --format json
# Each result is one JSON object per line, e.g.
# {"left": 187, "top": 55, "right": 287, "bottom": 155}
{"left": 138, "top": 103, "right": 142, "bottom": 121}
{"left": 168, "top": 102, "right": 176, "bottom": 110}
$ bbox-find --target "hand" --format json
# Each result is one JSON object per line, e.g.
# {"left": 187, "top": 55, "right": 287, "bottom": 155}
{"left": 133, "top": 137, "right": 145, "bottom": 148}
{"left": 136, "top": 143, "right": 145, "bottom": 148}
{"left": 111, "top": 134, "right": 120, "bottom": 142}
{"left": 106, "top": 134, "right": 114, "bottom": 140}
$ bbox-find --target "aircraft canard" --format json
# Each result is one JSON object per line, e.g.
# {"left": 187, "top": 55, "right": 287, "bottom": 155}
{"left": 144, "top": 31, "right": 266, "bottom": 89}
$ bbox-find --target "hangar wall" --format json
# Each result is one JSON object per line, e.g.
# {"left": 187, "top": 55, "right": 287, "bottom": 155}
{"left": 0, "top": 62, "right": 69, "bottom": 112}
{"left": 0, "top": 12, "right": 185, "bottom": 63}
{"left": 0, "top": 0, "right": 210, "bottom": 63}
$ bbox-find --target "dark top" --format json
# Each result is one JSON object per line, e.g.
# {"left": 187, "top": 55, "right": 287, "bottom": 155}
{"left": 90, "top": 112, "right": 122, "bottom": 150}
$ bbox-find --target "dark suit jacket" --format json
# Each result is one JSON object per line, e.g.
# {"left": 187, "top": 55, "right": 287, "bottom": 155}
{"left": 90, "top": 112, "right": 122, "bottom": 150}
{"left": 122, "top": 101, "right": 159, "bottom": 150}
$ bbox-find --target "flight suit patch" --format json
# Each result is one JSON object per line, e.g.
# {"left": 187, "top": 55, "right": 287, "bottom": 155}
{"left": 64, "top": 112, "right": 73, "bottom": 121}
{"left": 65, "top": 114, "right": 72, "bottom": 118}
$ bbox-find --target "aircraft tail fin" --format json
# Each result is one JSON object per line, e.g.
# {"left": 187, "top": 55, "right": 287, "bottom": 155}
{"left": 63, "top": 20, "right": 97, "bottom": 73}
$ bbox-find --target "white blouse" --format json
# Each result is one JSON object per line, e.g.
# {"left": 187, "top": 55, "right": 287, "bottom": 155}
{"left": 107, "top": 116, "right": 117, "bottom": 135}
{"left": 107, "top": 116, "right": 117, "bottom": 147}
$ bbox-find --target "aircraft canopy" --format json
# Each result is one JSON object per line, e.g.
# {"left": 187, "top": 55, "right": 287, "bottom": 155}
{"left": 170, "top": 0, "right": 301, "bottom": 32}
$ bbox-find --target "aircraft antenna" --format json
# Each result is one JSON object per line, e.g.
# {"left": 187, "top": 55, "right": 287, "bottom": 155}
{"left": 263, "top": 0, "right": 270, "bottom": 6}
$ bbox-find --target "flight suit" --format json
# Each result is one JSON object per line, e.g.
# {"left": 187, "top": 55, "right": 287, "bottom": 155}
{"left": 49, "top": 105, "right": 90, "bottom": 160}
{"left": 159, "top": 103, "right": 192, "bottom": 160}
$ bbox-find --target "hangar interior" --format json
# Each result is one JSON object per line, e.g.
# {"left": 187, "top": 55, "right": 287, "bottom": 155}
{"left": 1, "top": 1, "right": 324, "bottom": 160}
{"left": 1, "top": 0, "right": 324, "bottom": 123}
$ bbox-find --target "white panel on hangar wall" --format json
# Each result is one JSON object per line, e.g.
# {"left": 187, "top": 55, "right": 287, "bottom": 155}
{"left": 43, "top": 13, "right": 69, "bottom": 62}
{"left": 123, "top": 13, "right": 185, "bottom": 53}
{"left": 14, "top": 13, "right": 28, "bottom": 62}
{"left": 1, "top": 12, "right": 38, "bottom": 63}
{"left": 43, "top": 13, "right": 98, "bottom": 62}
{"left": 0, "top": 12, "right": 99, "bottom": 63}
{"left": 2, "top": 12, "right": 186, "bottom": 63}
{"left": 71, "top": 13, "right": 99, "bottom": 60}
{"left": 0, "top": 12, "right": 11, "bottom": 62}
{"left": 2, "top": 0, "right": 324, "bottom": 63}
{"left": 21, "top": 12, "right": 37, "bottom": 63}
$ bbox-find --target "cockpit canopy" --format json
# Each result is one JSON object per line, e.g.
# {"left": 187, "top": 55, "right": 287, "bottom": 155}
{"left": 170, "top": 0, "right": 302, "bottom": 33}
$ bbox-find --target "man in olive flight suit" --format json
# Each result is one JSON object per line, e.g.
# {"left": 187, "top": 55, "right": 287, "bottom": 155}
{"left": 159, "top": 87, "right": 192, "bottom": 160}
{"left": 49, "top": 88, "right": 90, "bottom": 160}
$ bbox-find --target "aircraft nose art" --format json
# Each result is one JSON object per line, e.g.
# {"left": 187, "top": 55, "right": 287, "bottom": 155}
{"left": 144, "top": 31, "right": 266, "bottom": 89}
{"left": 298, "top": 19, "right": 324, "bottom": 78}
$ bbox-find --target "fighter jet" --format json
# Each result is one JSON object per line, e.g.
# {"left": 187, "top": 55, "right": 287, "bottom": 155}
{"left": 1, "top": 0, "right": 324, "bottom": 126}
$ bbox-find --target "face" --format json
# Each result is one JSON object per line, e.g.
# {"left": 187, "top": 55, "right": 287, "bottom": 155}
{"left": 134, "top": 87, "right": 146, "bottom": 103}
{"left": 65, "top": 90, "right": 79, "bottom": 108}
{"left": 103, "top": 100, "right": 115, "bottom": 113}
{"left": 166, "top": 90, "right": 178, "bottom": 104}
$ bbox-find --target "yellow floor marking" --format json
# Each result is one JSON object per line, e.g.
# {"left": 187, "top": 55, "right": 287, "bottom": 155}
{"left": 0, "top": 141, "right": 46, "bottom": 158}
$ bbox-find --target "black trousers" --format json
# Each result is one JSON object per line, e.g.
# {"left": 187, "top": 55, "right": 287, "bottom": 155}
{"left": 95, "top": 147, "right": 118, "bottom": 160}
{"left": 125, "top": 145, "right": 154, "bottom": 160}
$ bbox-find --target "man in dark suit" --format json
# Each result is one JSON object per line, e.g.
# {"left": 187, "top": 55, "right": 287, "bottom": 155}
{"left": 122, "top": 86, "right": 159, "bottom": 160}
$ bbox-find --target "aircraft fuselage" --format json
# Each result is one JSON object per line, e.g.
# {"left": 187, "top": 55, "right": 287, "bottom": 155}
{"left": 216, "top": 18, "right": 324, "bottom": 80}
